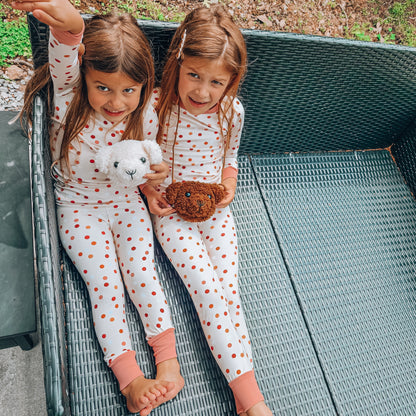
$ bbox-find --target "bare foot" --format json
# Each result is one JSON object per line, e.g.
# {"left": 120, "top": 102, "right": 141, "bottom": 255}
{"left": 121, "top": 375, "right": 174, "bottom": 414}
{"left": 246, "top": 401, "right": 273, "bottom": 416}
{"left": 134, "top": 359, "right": 185, "bottom": 416}
{"left": 156, "top": 358, "right": 185, "bottom": 401}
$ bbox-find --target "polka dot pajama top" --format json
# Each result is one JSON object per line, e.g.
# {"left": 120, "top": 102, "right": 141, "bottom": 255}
{"left": 47, "top": 29, "right": 175, "bottom": 382}
{"left": 152, "top": 89, "right": 256, "bottom": 386}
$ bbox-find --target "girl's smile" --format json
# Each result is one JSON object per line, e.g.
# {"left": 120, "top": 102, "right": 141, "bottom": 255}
{"left": 85, "top": 69, "right": 143, "bottom": 123}
{"left": 178, "top": 57, "right": 232, "bottom": 116}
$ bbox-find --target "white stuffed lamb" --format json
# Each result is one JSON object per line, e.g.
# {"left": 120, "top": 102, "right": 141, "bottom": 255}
{"left": 95, "top": 140, "right": 163, "bottom": 187}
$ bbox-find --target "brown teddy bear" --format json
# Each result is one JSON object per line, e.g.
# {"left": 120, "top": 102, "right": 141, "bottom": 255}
{"left": 165, "top": 181, "right": 225, "bottom": 222}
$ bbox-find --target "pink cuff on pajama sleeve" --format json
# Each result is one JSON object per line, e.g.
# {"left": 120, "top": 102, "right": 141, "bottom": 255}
{"left": 109, "top": 350, "right": 144, "bottom": 391}
{"left": 222, "top": 167, "right": 238, "bottom": 180}
{"left": 229, "top": 370, "right": 265, "bottom": 414}
{"left": 148, "top": 328, "right": 178, "bottom": 365}
{"left": 50, "top": 24, "right": 84, "bottom": 46}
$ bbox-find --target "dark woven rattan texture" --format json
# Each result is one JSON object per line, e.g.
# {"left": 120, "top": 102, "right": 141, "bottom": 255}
{"left": 391, "top": 118, "right": 416, "bottom": 198}
{"left": 240, "top": 32, "right": 416, "bottom": 154}
{"left": 231, "top": 157, "right": 336, "bottom": 416}
{"left": 32, "top": 97, "right": 69, "bottom": 416}
{"left": 252, "top": 150, "right": 416, "bottom": 415}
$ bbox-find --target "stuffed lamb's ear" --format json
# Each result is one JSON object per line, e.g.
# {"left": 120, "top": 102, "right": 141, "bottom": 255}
{"left": 141, "top": 140, "right": 163, "bottom": 165}
{"left": 95, "top": 146, "right": 112, "bottom": 174}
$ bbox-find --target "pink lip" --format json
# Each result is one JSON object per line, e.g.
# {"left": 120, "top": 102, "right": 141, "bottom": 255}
{"left": 189, "top": 97, "right": 209, "bottom": 108}
{"left": 104, "top": 109, "right": 125, "bottom": 117}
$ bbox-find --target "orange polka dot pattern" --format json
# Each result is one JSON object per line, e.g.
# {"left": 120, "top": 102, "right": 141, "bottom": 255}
{"left": 49, "top": 32, "right": 173, "bottom": 366}
{"left": 153, "top": 207, "right": 253, "bottom": 383}
{"left": 59, "top": 202, "right": 173, "bottom": 365}
{"left": 151, "top": 88, "right": 243, "bottom": 192}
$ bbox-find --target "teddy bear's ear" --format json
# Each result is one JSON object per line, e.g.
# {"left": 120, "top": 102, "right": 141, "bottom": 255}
{"left": 141, "top": 140, "right": 163, "bottom": 165}
{"left": 95, "top": 146, "right": 112, "bottom": 174}
{"left": 210, "top": 184, "right": 225, "bottom": 202}
{"left": 165, "top": 182, "right": 183, "bottom": 205}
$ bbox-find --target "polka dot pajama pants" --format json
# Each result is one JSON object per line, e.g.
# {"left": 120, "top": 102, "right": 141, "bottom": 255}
{"left": 153, "top": 206, "right": 253, "bottom": 384}
{"left": 58, "top": 199, "right": 173, "bottom": 366}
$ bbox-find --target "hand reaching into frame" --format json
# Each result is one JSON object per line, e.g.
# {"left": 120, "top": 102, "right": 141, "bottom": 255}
{"left": 11, "top": 0, "right": 84, "bottom": 34}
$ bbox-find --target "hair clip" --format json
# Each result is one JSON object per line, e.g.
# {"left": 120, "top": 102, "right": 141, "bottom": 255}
{"left": 177, "top": 29, "right": 187, "bottom": 60}
{"left": 220, "top": 36, "right": 229, "bottom": 59}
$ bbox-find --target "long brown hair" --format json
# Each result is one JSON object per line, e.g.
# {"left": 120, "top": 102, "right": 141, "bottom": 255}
{"left": 156, "top": 5, "right": 247, "bottom": 145}
{"left": 22, "top": 13, "right": 155, "bottom": 169}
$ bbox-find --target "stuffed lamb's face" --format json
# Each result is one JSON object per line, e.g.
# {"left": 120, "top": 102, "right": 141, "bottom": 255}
{"left": 95, "top": 140, "right": 163, "bottom": 187}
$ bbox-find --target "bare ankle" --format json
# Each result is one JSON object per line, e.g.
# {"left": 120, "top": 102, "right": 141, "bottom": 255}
{"left": 246, "top": 401, "right": 273, "bottom": 416}
{"left": 156, "top": 357, "right": 182, "bottom": 379}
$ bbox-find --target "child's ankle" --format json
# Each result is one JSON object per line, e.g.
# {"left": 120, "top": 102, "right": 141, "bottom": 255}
{"left": 156, "top": 357, "right": 181, "bottom": 377}
{"left": 246, "top": 401, "right": 273, "bottom": 416}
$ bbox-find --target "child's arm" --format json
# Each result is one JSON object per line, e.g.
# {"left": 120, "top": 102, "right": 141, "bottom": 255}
{"left": 217, "top": 99, "right": 244, "bottom": 207}
{"left": 12, "top": 0, "right": 83, "bottom": 34}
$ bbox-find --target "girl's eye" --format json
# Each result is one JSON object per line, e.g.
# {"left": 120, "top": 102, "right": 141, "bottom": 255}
{"left": 124, "top": 88, "right": 135, "bottom": 93}
{"left": 140, "top": 157, "right": 146, "bottom": 163}
{"left": 189, "top": 72, "right": 199, "bottom": 79}
{"left": 212, "top": 80, "right": 223, "bottom": 86}
{"left": 185, "top": 192, "right": 191, "bottom": 197}
{"left": 98, "top": 85, "right": 109, "bottom": 92}
{"left": 114, "top": 161, "right": 119, "bottom": 168}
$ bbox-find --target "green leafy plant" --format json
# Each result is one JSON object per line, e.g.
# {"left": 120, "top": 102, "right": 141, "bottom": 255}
{"left": 0, "top": 17, "right": 31, "bottom": 67}
{"left": 386, "top": 0, "right": 416, "bottom": 46}
{"left": 377, "top": 27, "right": 396, "bottom": 43}
{"left": 348, "top": 22, "right": 372, "bottom": 42}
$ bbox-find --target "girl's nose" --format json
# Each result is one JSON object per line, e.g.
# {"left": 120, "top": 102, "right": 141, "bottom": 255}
{"left": 196, "top": 84, "right": 209, "bottom": 99}
{"left": 109, "top": 93, "right": 123, "bottom": 108}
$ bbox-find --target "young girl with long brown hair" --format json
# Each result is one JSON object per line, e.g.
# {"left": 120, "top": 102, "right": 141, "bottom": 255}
{"left": 11, "top": 0, "right": 184, "bottom": 414}
{"left": 143, "top": 5, "right": 273, "bottom": 415}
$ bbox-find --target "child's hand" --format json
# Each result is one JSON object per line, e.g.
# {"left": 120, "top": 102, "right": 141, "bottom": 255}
{"left": 11, "top": 0, "right": 83, "bottom": 34}
{"left": 142, "top": 185, "right": 175, "bottom": 216}
{"left": 144, "top": 162, "right": 169, "bottom": 188}
{"left": 216, "top": 177, "right": 237, "bottom": 208}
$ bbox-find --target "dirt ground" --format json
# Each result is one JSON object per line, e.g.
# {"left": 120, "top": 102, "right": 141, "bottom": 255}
{"left": 4, "top": 0, "right": 416, "bottom": 45}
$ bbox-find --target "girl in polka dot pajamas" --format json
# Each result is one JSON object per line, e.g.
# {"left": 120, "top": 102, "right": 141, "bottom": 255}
{"left": 142, "top": 6, "right": 273, "bottom": 416}
{"left": 13, "top": 0, "right": 184, "bottom": 414}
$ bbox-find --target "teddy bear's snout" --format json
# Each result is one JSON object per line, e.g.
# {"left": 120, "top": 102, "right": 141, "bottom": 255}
{"left": 125, "top": 169, "right": 137, "bottom": 180}
{"left": 197, "top": 200, "right": 205, "bottom": 208}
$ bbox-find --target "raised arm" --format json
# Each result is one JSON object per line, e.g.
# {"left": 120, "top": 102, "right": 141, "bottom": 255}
{"left": 11, "top": 0, "right": 83, "bottom": 34}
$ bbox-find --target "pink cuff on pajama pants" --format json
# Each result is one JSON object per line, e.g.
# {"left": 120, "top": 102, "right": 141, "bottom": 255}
{"left": 148, "top": 328, "right": 178, "bottom": 365}
{"left": 229, "top": 370, "right": 265, "bottom": 414}
{"left": 109, "top": 329, "right": 177, "bottom": 390}
{"left": 109, "top": 350, "right": 144, "bottom": 391}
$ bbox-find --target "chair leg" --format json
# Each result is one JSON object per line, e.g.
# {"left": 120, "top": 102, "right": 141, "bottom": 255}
{"left": 15, "top": 334, "right": 34, "bottom": 351}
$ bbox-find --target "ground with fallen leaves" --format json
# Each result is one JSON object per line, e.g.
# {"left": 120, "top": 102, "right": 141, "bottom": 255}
{"left": 3, "top": 0, "right": 416, "bottom": 45}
